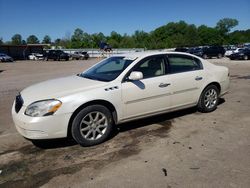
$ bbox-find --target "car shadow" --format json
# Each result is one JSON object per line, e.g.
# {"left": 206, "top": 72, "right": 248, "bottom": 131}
{"left": 32, "top": 98, "right": 225, "bottom": 149}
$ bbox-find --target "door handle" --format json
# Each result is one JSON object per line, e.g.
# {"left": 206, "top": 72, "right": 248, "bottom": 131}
{"left": 159, "top": 83, "right": 171, "bottom": 88}
{"left": 195, "top": 76, "right": 203, "bottom": 81}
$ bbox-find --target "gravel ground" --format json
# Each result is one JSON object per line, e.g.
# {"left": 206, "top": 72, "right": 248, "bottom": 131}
{"left": 0, "top": 58, "right": 250, "bottom": 188}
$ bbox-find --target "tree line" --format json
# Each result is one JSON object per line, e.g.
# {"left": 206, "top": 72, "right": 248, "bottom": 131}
{"left": 1, "top": 18, "right": 250, "bottom": 49}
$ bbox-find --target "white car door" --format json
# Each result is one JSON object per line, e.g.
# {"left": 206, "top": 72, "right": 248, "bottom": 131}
{"left": 166, "top": 54, "right": 206, "bottom": 108}
{"left": 121, "top": 55, "right": 171, "bottom": 120}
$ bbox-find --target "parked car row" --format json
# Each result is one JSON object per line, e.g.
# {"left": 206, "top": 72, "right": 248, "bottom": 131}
{"left": 28, "top": 50, "right": 89, "bottom": 61}
{"left": 175, "top": 46, "right": 225, "bottom": 59}
{"left": 175, "top": 45, "right": 250, "bottom": 60}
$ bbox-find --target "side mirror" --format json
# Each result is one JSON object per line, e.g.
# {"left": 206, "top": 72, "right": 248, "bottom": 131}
{"left": 128, "top": 71, "right": 143, "bottom": 81}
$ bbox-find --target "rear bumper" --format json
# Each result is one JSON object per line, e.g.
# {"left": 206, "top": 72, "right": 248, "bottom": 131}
{"left": 219, "top": 78, "right": 230, "bottom": 97}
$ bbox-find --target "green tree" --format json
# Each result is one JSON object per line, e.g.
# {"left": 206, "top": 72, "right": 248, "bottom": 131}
{"left": 120, "top": 34, "right": 135, "bottom": 48}
{"left": 91, "top": 32, "right": 106, "bottom": 48}
{"left": 133, "top": 30, "right": 150, "bottom": 48}
{"left": 21, "top": 40, "right": 26, "bottom": 45}
{"left": 11, "top": 34, "right": 22, "bottom": 45}
{"left": 27, "top": 35, "right": 40, "bottom": 44}
{"left": 71, "top": 28, "right": 84, "bottom": 48}
{"left": 0, "top": 37, "right": 3, "bottom": 45}
{"left": 42, "top": 35, "right": 51, "bottom": 44}
{"left": 54, "top": 38, "right": 61, "bottom": 46}
{"left": 107, "top": 31, "right": 122, "bottom": 48}
{"left": 216, "top": 18, "right": 239, "bottom": 34}
{"left": 198, "top": 25, "right": 223, "bottom": 45}
{"left": 151, "top": 21, "right": 194, "bottom": 48}
{"left": 228, "top": 29, "right": 250, "bottom": 44}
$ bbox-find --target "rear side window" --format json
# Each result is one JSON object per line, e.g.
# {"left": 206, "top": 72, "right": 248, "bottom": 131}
{"left": 167, "top": 54, "right": 202, "bottom": 74}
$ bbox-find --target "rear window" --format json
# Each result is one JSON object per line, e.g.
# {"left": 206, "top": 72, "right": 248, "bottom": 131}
{"left": 167, "top": 54, "right": 202, "bottom": 74}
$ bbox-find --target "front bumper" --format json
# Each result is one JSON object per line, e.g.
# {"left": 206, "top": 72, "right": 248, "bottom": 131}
{"left": 12, "top": 103, "right": 72, "bottom": 140}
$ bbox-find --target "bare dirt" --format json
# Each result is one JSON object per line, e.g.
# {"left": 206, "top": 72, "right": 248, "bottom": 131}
{"left": 0, "top": 58, "right": 250, "bottom": 188}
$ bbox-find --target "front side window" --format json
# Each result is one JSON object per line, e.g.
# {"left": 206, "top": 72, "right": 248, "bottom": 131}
{"left": 133, "top": 56, "right": 166, "bottom": 79}
{"left": 167, "top": 54, "right": 202, "bottom": 74}
{"left": 80, "top": 56, "right": 134, "bottom": 82}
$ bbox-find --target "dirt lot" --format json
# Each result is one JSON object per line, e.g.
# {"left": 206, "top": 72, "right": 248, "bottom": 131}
{"left": 0, "top": 58, "right": 250, "bottom": 188}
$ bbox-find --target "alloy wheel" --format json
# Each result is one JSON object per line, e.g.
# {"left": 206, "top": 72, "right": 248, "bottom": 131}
{"left": 204, "top": 88, "right": 218, "bottom": 109}
{"left": 80, "top": 111, "right": 108, "bottom": 140}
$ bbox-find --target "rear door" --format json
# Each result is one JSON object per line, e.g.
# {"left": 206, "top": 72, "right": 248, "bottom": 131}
{"left": 166, "top": 54, "right": 206, "bottom": 108}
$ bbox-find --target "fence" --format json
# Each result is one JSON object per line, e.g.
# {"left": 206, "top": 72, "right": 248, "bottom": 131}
{"left": 61, "top": 48, "right": 145, "bottom": 57}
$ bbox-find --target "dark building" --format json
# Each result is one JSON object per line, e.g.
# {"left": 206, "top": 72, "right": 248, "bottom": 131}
{"left": 0, "top": 44, "right": 48, "bottom": 60}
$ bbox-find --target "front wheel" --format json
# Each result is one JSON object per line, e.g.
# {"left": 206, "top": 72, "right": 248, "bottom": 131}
{"left": 243, "top": 55, "right": 248, "bottom": 60}
{"left": 71, "top": 105, "right": 114, "bottom": 146}
{"left": 197, "top": 85, "right": 219, "bottom": 113}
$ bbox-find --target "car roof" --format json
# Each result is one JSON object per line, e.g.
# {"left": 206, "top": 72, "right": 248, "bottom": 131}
{"left": 114, "top": 51, "right": 197, "bottom": 59}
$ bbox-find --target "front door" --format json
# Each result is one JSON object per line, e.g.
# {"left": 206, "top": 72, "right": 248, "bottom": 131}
{"left": 121, "top": 55, "right": 171, "bottom": 120}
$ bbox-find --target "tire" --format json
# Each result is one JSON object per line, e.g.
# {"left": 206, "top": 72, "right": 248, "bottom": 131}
{"left": 243, "top": 55, "right": 248, "bottom": 60}
{"left": 71, "top": 105, "right": 114, "bottom": 146}
{"left": 197, "top": 85, "right": 219, "bottom": 113}
{"left": 217, "top": 53, "right": 222, "bottom": 58}
{"left": 202, "top": 54, "right": 208, "bottom": 59}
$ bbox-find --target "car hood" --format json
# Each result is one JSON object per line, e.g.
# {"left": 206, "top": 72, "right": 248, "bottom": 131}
{"left": 21, "top": 75, "right": 108, "bottom": 105}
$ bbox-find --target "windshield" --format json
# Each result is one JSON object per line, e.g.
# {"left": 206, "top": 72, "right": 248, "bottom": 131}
{"left": 79, "top": 56, "right": 135, "bottom": 82}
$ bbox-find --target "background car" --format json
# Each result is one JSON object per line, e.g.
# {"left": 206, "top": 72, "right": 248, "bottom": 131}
{"left": 196, "top": 46, "right": 226, "bottom": 59}
{"left": 229, "top": 48, "right": 250, "bottom": 60}
{"left": 225, "top": 48, "right": 244, "bottom": 57}
{"left": 71, "top": 51, "right": 89, "bottom": 60}
{"left": 45, "top": 50, "right": 70, "bottom": 61}
{"left": 175, "top": 47, "right": 189, "bottom": 52}
{"left": 28, "top": 53, "right": 44, "bottom": 60}
{"left": 99, "top": 42, "right": 112, "bottom": 52}
{"left": 0, "top": 53, "right": 14, "bottom": 62}
{"left": 186, "top": 47, "right": 202, "bottom": 55}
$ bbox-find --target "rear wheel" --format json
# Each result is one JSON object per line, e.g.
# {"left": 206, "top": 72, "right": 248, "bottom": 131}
{"left": 71, "top": 105, "right": 114, "bottom": 146}
{"left": 198, "top": 85, "right": 219, "bottom": 113}
{"left": 243, "top": 55, "right": 248, "bottom": 60}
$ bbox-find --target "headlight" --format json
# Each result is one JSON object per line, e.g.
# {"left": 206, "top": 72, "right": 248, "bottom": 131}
{"left": 25, "top": 99, "right": 62, "bottom": 117}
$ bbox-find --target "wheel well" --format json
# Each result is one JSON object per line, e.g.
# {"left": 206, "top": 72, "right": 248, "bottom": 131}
{"left": 205, "top": 82, "right": 221, "bottom": 94}
{"left": 67, "top": 100, "right": 117, "bottom": 138}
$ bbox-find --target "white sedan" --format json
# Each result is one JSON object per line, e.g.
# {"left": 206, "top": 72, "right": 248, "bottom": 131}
{"left": 28, "top": 53, "right": 44, "bottom": 60}
{"left": 12, "top": 52, "right": 229, "bottom": 146}
{"left": 225, "top": 48, "right": 244, "bottom": 57}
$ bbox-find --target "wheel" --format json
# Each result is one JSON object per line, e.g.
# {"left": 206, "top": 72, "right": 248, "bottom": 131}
{"left": 243, "top": 55, "right": 248, "bottom": 60}
{"left": 71, "top": 105, "right": 114, "bottom": 146}
{"left": 197, "top": 85, "right": 219, "bottom": 113}
{"left": 202, "top": 54, "right": 208, "bottom": 59}
{"left": 217, "top": 53, "right": 222, "bottom": 58}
